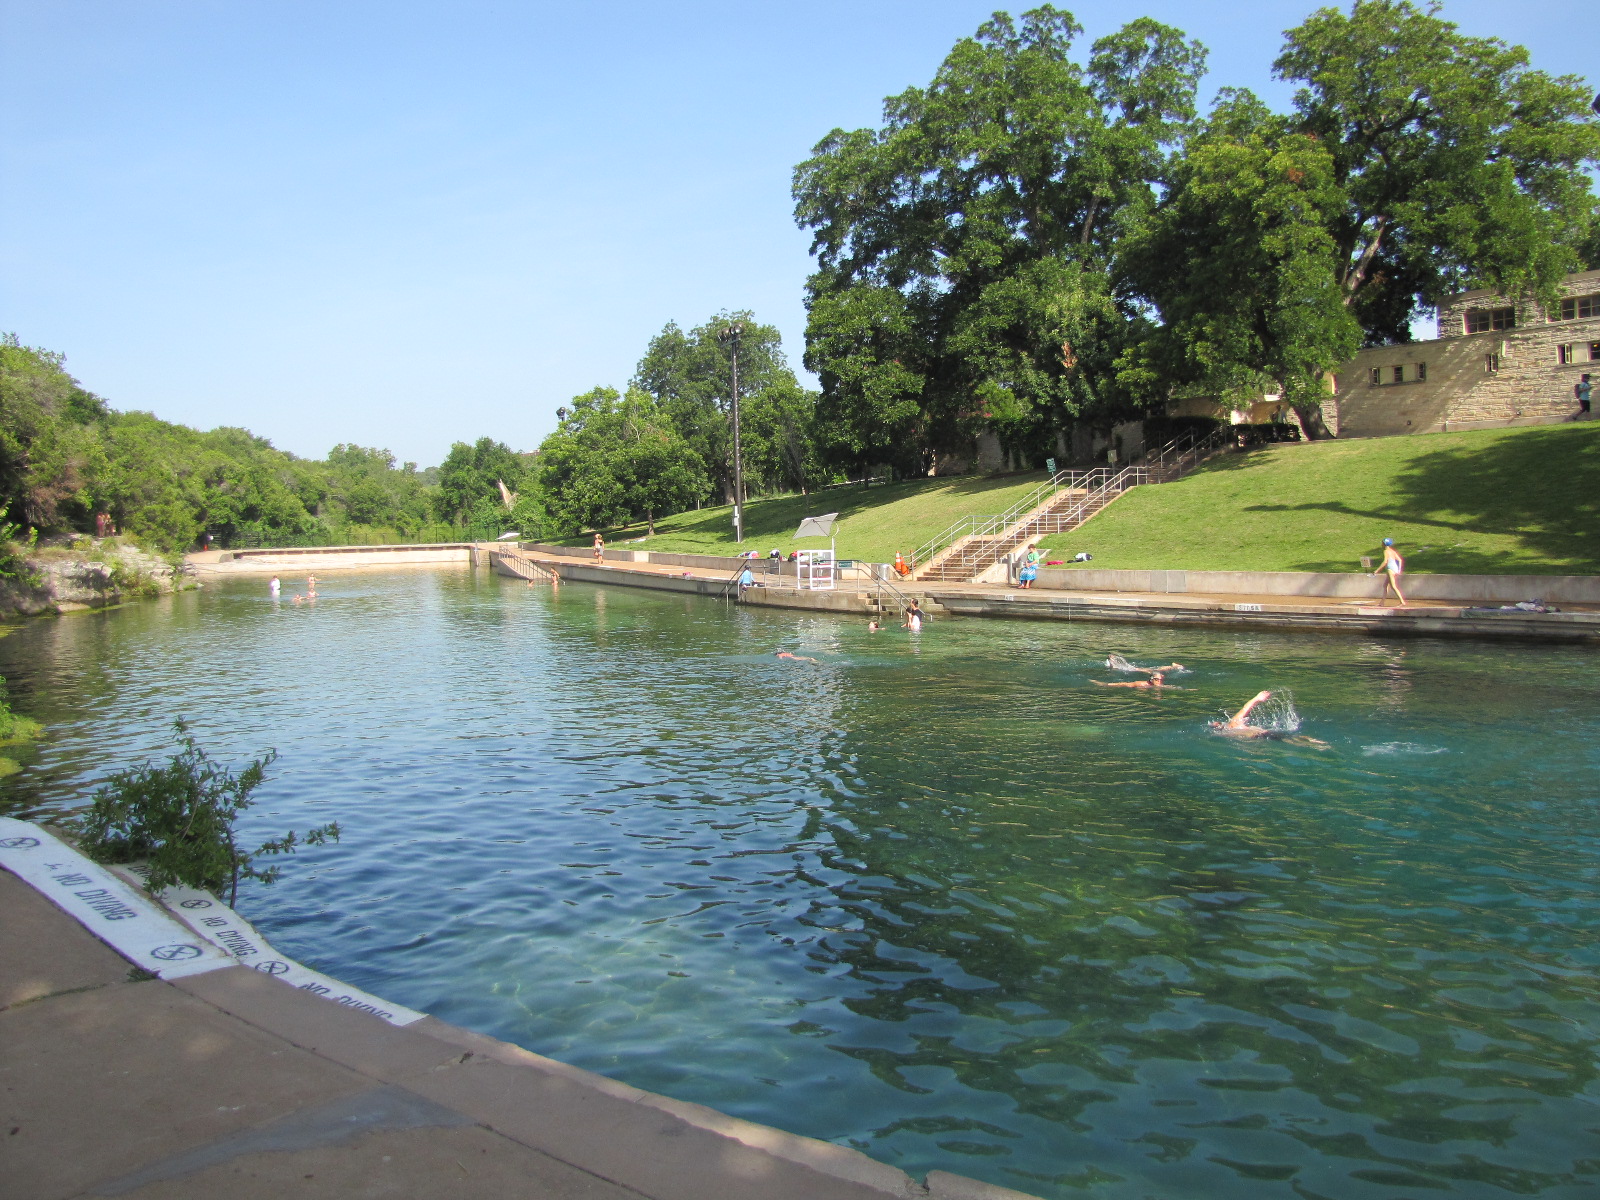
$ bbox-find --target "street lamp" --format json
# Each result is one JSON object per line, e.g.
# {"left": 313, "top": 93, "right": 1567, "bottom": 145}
{"left": 717, "top": 321, "right": 746, "bottom": 543}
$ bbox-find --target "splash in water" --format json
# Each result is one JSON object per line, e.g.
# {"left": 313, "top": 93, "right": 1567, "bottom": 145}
{"left": 1251, "top": 690, "right": 1302, "bottom": 733}
{"left": 1363, "top": 742, "right": 1447, "bottom": 757}
{"left": 1106, "top": 653, "right": 1188, "bottom": 674}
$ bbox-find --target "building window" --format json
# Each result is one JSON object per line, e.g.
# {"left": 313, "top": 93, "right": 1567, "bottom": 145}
{"left": 1591, "top": 341, "right": 1600, "bottom": 362}
{"left": 1559, "top": 294, "right": 1599, "bottom": 321}
{"left": 1416, "top": 362, "right": 1427, "bottom": 382}
{"left": 1392, "top": 365, "right": 1405, "bottom": 384}
{"left": 1560, "top": 344, "right": 1576, "bottom": 365}
{"left": 1369, "top": 367, "right": 1381, "bottom": 386}
{"left": 1485, "top": 352, "right": 1500, "bottom": 373}
{"left": 1465, "top": 306, "right": 1515, "bottom": 334}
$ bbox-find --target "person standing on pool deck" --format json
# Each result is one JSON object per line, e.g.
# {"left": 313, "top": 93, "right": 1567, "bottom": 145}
{"left": 1375, "top": 538, "right": 1405, "bottom": 606}
{"left": 592, "top": 533, "right": 605, "bottom": 562}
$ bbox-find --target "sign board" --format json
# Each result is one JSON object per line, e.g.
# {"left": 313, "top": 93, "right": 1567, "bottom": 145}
{"left": 1046, "top": 457, "right": 1057, "bottom": 474}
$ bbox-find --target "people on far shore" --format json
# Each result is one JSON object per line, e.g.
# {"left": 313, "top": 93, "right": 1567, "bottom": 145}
{"left": 1017, "top": 544, "right": 1040, "bottom": 589}
{"left": 1375, "top": 538, "right": 1406, "bottom": 606}
{"left": 593, "top": 533, "right": 605, "bottom": 562}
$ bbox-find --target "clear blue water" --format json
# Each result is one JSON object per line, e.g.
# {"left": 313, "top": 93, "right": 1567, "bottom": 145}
{"left": 3, "top": 569, "right": 1598, "bottom": 1199}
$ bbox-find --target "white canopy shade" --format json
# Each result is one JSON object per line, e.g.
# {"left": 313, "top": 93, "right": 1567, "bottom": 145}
{"left": 793, "top": 512, "right": 838, "bottom": 539}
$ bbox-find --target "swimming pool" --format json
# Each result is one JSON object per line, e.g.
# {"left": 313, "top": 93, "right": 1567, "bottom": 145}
{"left": 3, "top": 570, "right": 1596, "bottom": 1199}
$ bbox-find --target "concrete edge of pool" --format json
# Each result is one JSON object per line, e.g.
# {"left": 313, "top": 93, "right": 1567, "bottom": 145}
{"left": 0, "top": 857, "right": 1043, "bottom": 1200}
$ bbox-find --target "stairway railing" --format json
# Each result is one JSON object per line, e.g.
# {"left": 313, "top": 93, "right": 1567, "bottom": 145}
{"left": 908, "top": 426, "right": 1229, "bottom": 577}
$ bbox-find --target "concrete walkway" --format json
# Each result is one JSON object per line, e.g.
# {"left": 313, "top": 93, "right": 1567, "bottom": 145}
{"left": 519, "top": 554, "right": 1600, "bottom": 643}
{"left": 1, "top": 867, "right": 1033, "bottom": 1200}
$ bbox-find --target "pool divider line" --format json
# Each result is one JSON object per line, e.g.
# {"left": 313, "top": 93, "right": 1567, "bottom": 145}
{"left": 0, "top": 816, "right": 422, "bottom": 1026}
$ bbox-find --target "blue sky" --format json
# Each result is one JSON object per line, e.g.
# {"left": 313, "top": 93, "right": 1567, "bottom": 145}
{"left": 2, "top": 1, "right": 1592, "bottom": 467}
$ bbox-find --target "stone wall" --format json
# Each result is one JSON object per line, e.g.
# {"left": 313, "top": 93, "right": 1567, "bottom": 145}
{"left": 1333, "top": 269, "right": 1600, "bottom": 437}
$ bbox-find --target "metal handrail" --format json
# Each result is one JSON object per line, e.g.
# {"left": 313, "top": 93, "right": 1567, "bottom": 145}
{"left": 908, "top": 426, "right": 1229, "bottom": 575}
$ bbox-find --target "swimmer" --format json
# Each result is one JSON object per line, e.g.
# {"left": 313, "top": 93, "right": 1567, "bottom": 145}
{"left": 269, "top": 575, "right": 281, "bottom": 596}
{"left": 1091, "top": 671, "right": 1180, "bottom": 690}
{"left": 291, "top": 593, "right": 304, "bottom": 605}
{"left": 775, "top": 651, "right": 819, "bottom": 663}
{"left": 868, "top": 620, "right": 880, "bottom": 632}
{"left": 1106, "top": 652, "right": 1186, "bottom": 674}
{"left": 1209, "top": 690, "right": 1329, "bottom": 747}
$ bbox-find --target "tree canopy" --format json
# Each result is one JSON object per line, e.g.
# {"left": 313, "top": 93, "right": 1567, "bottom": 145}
{"left": 1122, "top": 1, "right": 1600, "bottom": 434}
{"left": 793, "top": 5, "right": 1206, "bottom": 471}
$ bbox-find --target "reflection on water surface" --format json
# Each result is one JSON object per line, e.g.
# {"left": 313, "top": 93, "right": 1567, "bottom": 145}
{"left": 3, "top": 570, "right": 1597, "bottom": 1199}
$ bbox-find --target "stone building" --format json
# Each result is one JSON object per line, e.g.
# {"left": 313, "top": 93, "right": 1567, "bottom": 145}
{"left": 1330, "top": 268, "right": 1600, "bottom": 437}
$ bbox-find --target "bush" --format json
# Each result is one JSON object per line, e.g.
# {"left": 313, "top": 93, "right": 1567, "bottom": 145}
{"left": 74, "top": 721, "right": 339, "bottom": 905}
{"left": 1233, "top": 422, "right": 1302, "bottom": 447}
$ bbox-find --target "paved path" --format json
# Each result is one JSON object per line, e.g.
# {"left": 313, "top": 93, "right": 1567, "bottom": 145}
{"left": 1, "top": 867, "right": 1032, "bottom": 1200}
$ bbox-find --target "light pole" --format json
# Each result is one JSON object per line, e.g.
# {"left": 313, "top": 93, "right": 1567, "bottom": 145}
{"left": 718, "top": 321, "right": 746, "bottom": 543}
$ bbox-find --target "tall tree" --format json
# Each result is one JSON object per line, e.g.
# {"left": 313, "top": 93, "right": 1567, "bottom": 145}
{"left": 434, "top": 436, "right": 528, "bottom": 527}
{"left": 632, "top": 312, "right": 810, "bottom": 501}
{"left": 793, "top": 6, "right": 1206, "bottom": 473}
{"left": 535, "top": 388, "right": 707, "bottom": 536}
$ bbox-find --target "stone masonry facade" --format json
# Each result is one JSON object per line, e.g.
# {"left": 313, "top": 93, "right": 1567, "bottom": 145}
{"left": 1330, "top": 268, "right": 1600, "bottom": 437}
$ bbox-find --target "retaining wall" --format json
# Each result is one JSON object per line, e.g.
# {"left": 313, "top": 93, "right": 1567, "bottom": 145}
{"left": 1034, "top": 567, "right": 1600, "bottom": 604}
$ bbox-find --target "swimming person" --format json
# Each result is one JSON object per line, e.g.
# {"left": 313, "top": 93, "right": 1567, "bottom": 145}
{"left": 904, "top": 599, "right": 925, "bottom": 631}
{"left": 775, "top": 651, "right": 819, "bottom": 663}
{"left": 1375, "top": 538, "right": 1406, "bottom": 606}
{"left": 1091, "top": 671, "right": 1180, "bottom": 690}
{"left": 1209, "top": 690, "right": 1330, "bottom": 747}
{"left": 1106, "top": 653, "right": 1186, "bottom": 674}
{"left": 868, "top": 620, "right": 880, "bottom": 632}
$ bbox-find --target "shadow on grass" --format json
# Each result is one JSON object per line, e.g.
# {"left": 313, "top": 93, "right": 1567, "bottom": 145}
{"left": 1251, "top": 425, "right": 1600, "bottom": 574}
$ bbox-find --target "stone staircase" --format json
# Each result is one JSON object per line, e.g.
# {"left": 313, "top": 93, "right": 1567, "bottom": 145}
{"left": 908, "top": 428, "right": 1226, "bottom": 585}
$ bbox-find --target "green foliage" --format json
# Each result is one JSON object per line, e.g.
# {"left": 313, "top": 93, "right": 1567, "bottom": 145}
{"left": 0, "top": 336, "right": 455, "bottom": 551}
{"left": 1123, "top": 2, "right": 1600, "bottom": 436}
{"left": 75, "top": 721, "right": 339, "bottom": 905}
{"left": 435, "top": 437, "right": 530, "bottom": 528}
{"left": 536, "top": 388, "right": 708, "bottom": 535}
{"left": 793, "top": 6, "right": 1206, "bottom": 471}
{"left": 632, "top": 312, "right": 821, "bottom": 499}
{"left": 0, "top": 675, "right": 43, "bottom": 745}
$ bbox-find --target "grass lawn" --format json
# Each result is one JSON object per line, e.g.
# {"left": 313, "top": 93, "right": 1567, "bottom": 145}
{"left": 1065, "top": 421, "right": 1600, "bottom": 575}
{"left": 563, "top": 471, "right": 1055, "bottom": 563}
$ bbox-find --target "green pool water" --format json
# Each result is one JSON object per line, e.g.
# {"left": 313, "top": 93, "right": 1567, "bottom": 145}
{"left": 2, "top": 570, "right": 1597, "bottom": 1199}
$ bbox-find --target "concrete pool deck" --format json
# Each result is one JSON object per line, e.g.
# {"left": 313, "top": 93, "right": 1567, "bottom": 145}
{"left": 0, "top": 864, "right": 1036, "bottom": 1200}
{"left": 513, "top": 553, "right": 1600, "bottom": 644}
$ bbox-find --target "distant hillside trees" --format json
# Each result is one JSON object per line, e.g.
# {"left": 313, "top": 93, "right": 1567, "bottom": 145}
{"left": 0, "top": 335, "right": 462, "bottom": 550}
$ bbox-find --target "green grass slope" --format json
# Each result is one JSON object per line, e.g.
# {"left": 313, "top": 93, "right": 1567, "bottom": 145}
{"left": 568, "top": 471, "right": 1054, "bottom": 563}
{"left": 1066, "top": 422, "right": 1600, "bottom": 575}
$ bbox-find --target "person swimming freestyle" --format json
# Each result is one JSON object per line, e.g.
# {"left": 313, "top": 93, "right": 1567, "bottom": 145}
{"left": 1209, "top": 690, "right": 1329, "bottom": 747}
